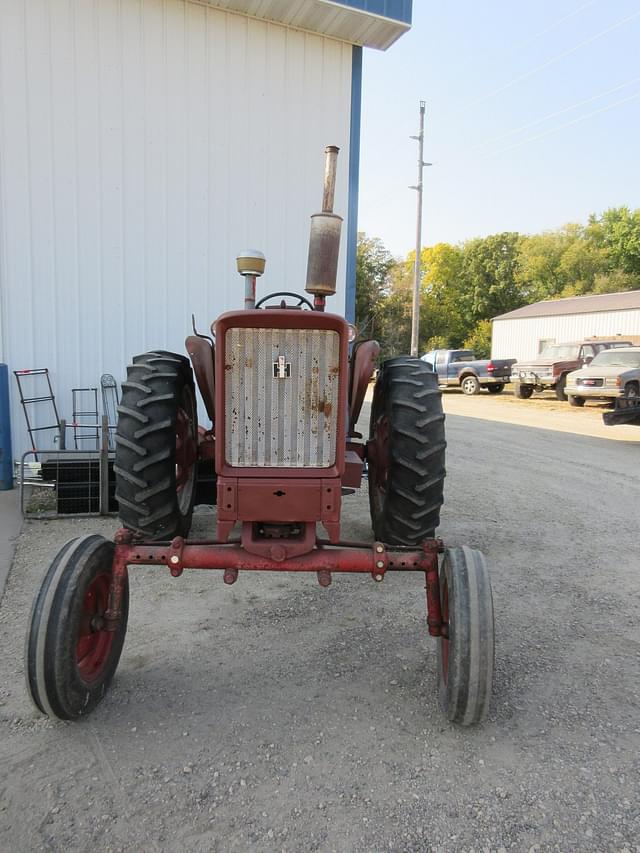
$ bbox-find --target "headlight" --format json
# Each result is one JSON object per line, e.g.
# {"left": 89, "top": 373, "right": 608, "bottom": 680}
{"left": 347, "top": 323, "right": 358, "bottom": 343}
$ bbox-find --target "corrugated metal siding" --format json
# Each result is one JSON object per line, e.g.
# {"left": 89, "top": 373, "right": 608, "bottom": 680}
{"left": 492, "top": 310, "right": 640, "bottom": 361}
{"left": 0, "top": 0, "right": 353, "bottom": 458}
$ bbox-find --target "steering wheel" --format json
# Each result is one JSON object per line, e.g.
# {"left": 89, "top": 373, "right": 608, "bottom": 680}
{"left": 255, "top": 291, "right": 315, "bottom": 310}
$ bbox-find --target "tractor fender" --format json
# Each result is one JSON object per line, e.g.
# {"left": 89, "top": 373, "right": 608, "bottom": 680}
{"left": 348, "top": 339, "right": 380, "bottom": 436}
{"left": 185, "top": 335, "right": 215, "bottom": 424}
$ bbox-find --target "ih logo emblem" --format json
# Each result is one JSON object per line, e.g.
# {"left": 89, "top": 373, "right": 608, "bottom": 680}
{"left": 273, "top": 355, "right": 291, "bottom": 379}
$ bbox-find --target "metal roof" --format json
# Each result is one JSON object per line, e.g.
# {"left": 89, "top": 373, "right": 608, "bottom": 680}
{"left": 200, "top": 0, "right": 412, "bottom": 49}
{"left": 493, "top": 290, "right": 640, "bottom": 321}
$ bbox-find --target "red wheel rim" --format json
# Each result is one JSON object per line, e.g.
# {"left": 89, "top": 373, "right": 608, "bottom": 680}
{"left": 440, "top": 578, "right": 450, "bottom": 683}
{"left": 76, "top": 572, "right": 113, "bottom": 682}
{"left": 370, "top": 414, "right": 390, "bottom": 503}
{"left": 175, "top": 388, "right": 197, "bottom": 512}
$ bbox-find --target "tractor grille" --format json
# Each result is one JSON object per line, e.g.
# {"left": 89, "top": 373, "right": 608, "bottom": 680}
{"left": 224, "top": 326, "right": 340, "bottom": 468}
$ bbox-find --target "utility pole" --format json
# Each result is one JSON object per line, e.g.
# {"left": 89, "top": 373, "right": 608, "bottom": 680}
{"left": 409, "top": 101, "right": 431, "bottom": 357}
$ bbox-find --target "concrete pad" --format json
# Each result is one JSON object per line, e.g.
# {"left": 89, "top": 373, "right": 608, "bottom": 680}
{"left": 0, "top": 488, "right": 22, "bottom": 602}
{"left": 441, "top": 391, "right": 640, "bottom": 442}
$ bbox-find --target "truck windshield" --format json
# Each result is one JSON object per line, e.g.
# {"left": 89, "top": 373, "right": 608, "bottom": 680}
{"left": 591, "top": 350, "right": 640, "bottom": 367}
{"left": 539, "top": 345, "right": 579, "bottom": 359}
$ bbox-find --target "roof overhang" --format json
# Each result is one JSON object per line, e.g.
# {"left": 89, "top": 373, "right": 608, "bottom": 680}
{"left": 198, "top": 0, "right": 412, "bottom": 50}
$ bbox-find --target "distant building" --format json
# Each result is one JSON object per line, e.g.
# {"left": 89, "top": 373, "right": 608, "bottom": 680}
{"left": 492, "top": 290, "right": 640, "bottom": 361}
{"left": 0, "top": 0, "right": 412, "bottom": 458}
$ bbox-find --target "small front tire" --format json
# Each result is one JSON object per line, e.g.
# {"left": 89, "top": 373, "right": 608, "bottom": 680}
{"left": 25, "top": 535, "right": 129, "bottom": 720}
{"left": 438, "top": 546, "right": 494, "bottom": 726}
{"left": 487, "top": 384, "right": 504, "bottom": 394}
{"left": 569, "top": 395, "right": 585, "bottom": 407}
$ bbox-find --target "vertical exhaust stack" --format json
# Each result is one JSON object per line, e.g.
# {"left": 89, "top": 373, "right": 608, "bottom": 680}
{"left": 305, "top": 146, "right": 343, "bottom": 310}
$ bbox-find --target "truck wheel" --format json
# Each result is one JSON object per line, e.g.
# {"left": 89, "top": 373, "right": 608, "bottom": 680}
{"left": 460, "top": 375, "right": 480, "bottom": 395}
{"left": 368, "top": 358, "right": 446, "bottom": 545}
{"left": 115, "top": 351, "right": 198, "bottom": 540}
{"left": 514, "top": 384, "right": 534, "bottom": 399}
{"left": 555, "top": 374, "right": 568, "bottom": 401}
{"left": 569, "top": 395, "right": 585, "bottom": 407}
{"left": 487, "top": 384, "right": 504, "bottom": 394}
{"left": 438, "top": 546, "right": 494, "bottom": 726}
{"left": 25, "top": 535, "right": 129, "bottom": 720}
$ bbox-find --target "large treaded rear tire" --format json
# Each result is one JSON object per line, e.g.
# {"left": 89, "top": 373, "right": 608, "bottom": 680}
{"left": 115, "top": 351, "right": 197, "bottom": 540}
{"left": 368, "top": 357, "right": 446, "bottom": 545}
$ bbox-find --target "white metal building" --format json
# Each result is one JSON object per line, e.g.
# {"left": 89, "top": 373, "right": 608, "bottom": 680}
{"left": 0, "top": 0, "right": 411, "bottom": 458}
{"left": 491, "top": 290, "right": 640, "bottom": 362}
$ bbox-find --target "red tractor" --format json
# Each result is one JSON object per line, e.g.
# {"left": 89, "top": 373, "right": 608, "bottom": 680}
{"left": 25, "top": 148, "right": 494, "bottom": 725}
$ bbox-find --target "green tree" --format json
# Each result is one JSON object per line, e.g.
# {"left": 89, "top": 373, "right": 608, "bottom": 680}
{"left": 516, "top": 229, "right": 578, "bottom": 301}
{"left": 377, "top": 261, "right": 413, "bottom": 357}
{"left": 587, "top": 207, "right": 640, "bottom": 279}
{"left": 460, "top": 232, "right": 525, "bottom": 322}
{"left": 355, "top": 233, "right": 396, "bottom": 340}
{"left": 463, "top": 320, "right": 493, "bottom": 359}
{"left": 421, "top": 243, "right": 469, "bottom": 345}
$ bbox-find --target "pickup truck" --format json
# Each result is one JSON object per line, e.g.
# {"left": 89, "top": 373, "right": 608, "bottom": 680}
{"left": 421, "top": 349, "right": 515, "bottom": 395}
{"left": 511, "top": 339, "right": 632, "bottom": 401}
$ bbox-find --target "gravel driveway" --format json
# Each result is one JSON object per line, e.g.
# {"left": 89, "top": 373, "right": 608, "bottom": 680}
{"left": 1, "top": 404, "right": 639, "bottom": 851}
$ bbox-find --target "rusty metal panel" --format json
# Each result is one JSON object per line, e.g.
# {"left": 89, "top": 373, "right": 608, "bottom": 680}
{"left": 224, "top": 327, "right": 340, "bottom": 467}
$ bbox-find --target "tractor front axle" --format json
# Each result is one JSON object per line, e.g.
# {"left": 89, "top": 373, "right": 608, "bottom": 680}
{"left": 105, "top": 529, "right": 446, "bottom": 638}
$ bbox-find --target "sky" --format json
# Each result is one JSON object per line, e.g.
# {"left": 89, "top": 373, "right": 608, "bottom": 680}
{"left": 357, "top": 0, "right": 640, "bottom": 258}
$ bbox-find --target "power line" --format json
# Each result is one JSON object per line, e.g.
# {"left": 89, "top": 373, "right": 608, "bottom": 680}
{"left": 466, "top": 76, "right": 640, "bottom": 153}
{"left": 453, "top": 7, "right": 640, "bottom": 114}
{"left": 478, "top": 90, "right": 640, "bottom": 160}
{"left": 513, "top": 0, "right": 598, "bottom": 50}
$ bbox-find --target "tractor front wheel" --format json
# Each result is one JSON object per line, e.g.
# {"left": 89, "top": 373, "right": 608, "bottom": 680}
{"left": 25, "top": 535, "right": 129, "bottom": 720}
{"left": 438, "top": 546, "right": 494, "bottom": 725}
{"left": 115, "top": 351, "right": 198, "bottom": 540}
{"left": 368, "top": 358, "right": 446, "bottom": 545}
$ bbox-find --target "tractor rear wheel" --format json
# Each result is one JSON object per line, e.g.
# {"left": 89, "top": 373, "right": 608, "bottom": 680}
{"left": 115, "top": 351, "right": 198, "bottom": 540}
{"left": 368, "top": 358, "right": 446, "bottom": 545}
{"left": 438, "top": 546, "right": 494, "bottom": 725}
{"left": 25, "top": 535, "right": 129, "bottom": 720}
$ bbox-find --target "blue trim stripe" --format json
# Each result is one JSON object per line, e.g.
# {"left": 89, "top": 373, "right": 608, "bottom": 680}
{"left": 331, "top": 0, "right": 412, "bottom": 24}
{"left": 0, "top": 365, "right": 13, "bottom": 490}
{"left": 346, "top": 45, "right": 362, "bottom": 325}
